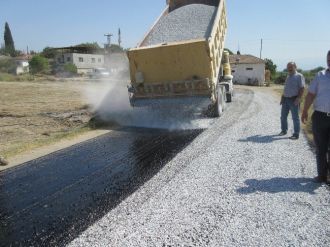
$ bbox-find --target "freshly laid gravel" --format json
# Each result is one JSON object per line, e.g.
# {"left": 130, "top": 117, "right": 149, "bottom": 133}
{"left": 69, "top": 88, "right": 330, "bottom": 246}
{"left": 143, "top": 4, "right": 217, "bottom": 46}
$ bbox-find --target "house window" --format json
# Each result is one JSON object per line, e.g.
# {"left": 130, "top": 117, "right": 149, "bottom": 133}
{"left": 246, "top": 68, "right": 253, "bottom": 71}
{"left": 79, "top": 57, "right": 84, "bottom": 62}
{"left": 91, "top": 58, "right": 96, "bottom": 63}
{"left": 98, "top": 58, "right": 102, "bottom": 63}
{"left": 66, "top": 57, "right": 71, "bottom": 62}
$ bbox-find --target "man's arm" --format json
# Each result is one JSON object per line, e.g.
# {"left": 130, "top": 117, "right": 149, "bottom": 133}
{"left": 295, "top": 74, "right": 306, "bottom": 105}
{"left": 301, "top": 92, "right": 316, "bottom": 124}
{"left": 294, "top": 87, "right": 305, "bottom": 105}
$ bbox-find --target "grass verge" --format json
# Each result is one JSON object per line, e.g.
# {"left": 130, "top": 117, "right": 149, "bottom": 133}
{"left": 0, "top": 72, "right": 35, "bottom": 82}
{"left": 2, "top": 126, "right": 91, "bottom": 159}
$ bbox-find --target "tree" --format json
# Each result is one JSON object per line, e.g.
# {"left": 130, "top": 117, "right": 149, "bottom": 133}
{"left": 77, "top": 42, "right": 102, "bottom": 53}
{"left": 108, "top": 44, "right": 124, "bottom": 53}
{"left": 264, "top": 58, "right": 277, "bottom": 79}
{"left": 274, "top": 72, "right": 287, "bottom": 84}
{"left": 29, "top": 55, "right": 49, "bottom": 74}
{"left": 310, "top": 66, "right": 325, "bottom": 74}
{"left": 42, "top": 47, "right": 58, "bottom": 59}
{"left": 4, "top": 22, "right": 16, "bottom": 57}
{"left": 77, "top": 42, "right": 101, "bottom": 49}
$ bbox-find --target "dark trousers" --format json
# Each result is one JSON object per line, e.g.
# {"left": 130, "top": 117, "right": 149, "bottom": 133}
{"left": 312, "top": 111, "right": 330, "bottom": 177}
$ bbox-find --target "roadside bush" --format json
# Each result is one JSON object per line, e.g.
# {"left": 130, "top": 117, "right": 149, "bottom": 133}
{"left": 302, "top": 67, "right": 324, "bottom": 84}
{"left": 63, "top": 63, "right": 77, "bottom": 74}
{"left": 0, "top": 58, "right": 16, "bottom": 73}
{"left": 0, "top": 72, "right": 16, "bottom": 81}
{"left": 274, "top": 72, "right": 287, "bottom": 84}
{"left": 302, "top": 71, "right": 314, "bottom": 85}
{"left": 29, "top": 55, "right": 49, "bottom": 74}
{"left": 274, "top": 66, "right": 325, "bottom": 85}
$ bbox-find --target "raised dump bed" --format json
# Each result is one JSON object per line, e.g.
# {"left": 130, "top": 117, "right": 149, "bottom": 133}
{"left": 127, "top": 0, "right": 233, "bottom": 117}
{"left": 141, "top": 4, "right": 217, "bottom": 47}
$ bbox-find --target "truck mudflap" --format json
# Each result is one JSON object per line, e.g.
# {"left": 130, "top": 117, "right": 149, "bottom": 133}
{"left": 128, "top": 78, "right": 215, "bottom": 106}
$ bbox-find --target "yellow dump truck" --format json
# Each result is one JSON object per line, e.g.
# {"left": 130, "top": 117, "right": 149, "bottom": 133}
{"left": 127, "top": 0, "right": 233, "bottom": 117}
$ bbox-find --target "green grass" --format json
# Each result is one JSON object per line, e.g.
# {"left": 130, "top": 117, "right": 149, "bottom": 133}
{"left": 0, "top": 72, "right": 35, "bottom": 82}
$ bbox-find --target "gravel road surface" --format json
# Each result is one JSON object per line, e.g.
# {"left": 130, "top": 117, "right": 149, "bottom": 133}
{"left": 69, "top": 89, "right": 330, "bottom": 247}
{"left": 143, "top": 4, "right": 217, "bottom": 46}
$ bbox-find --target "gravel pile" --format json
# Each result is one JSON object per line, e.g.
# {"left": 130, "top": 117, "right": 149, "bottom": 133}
{"left": 143, "top": 4, "right": 217, "bottom": 46}
{"left": 69, "top": 89, "right": 330, "bottom": 246}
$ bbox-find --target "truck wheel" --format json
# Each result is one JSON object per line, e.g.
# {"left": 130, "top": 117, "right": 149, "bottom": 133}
{"left": 226, "top": 92, "right": 233, "bottom": 103}
{"left": 214, "top": 85, "right": 225, "bottom": 117}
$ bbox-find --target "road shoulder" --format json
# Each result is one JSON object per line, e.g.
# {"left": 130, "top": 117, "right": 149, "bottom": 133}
{"left": 1, "top": 129, "right": 110, "bottom": 171}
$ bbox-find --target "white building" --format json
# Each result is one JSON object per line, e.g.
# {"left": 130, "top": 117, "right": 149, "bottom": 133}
{"left": 229, "top": 54, "right": 265, "bottom": 86}
{"left": 55, "top": 53, "right": 105, "bottom": 74}
{"left": 15, "top": 60, "right": 30, "bottom": 75}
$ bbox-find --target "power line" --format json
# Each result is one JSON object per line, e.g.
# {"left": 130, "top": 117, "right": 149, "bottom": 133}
{"left": 228, "top": 39, "right": 330, "bottom": 44}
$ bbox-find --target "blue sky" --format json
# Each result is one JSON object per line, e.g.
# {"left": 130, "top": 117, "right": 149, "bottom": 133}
{"left": 1, "top": 0, "right": 329, "bottom": 70}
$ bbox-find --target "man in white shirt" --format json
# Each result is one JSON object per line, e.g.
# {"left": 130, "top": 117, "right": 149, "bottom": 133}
{"left": 302, "top": 50, "right": 330, "bottom": 184}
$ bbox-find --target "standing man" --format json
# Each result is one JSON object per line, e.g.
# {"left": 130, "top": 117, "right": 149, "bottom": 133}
{"left": 302, "top": 51, "right": 330, "bottom": 183}
{"left": 279, "top": 62, "right": 305, "bottom": 140}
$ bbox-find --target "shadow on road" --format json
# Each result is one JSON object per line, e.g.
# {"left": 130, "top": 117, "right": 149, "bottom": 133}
{"left": 237, "top": 177, "right": 322, "bottom": 195}
{"left": 238, "top": 134, "right": 288, "bottom": 144}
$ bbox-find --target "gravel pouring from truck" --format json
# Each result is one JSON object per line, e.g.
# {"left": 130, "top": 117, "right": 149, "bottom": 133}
{"left": 127, "top": 0, "right": 233, "bottom": 117}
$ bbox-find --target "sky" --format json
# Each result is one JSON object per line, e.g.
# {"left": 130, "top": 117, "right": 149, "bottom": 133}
{"left": 1, "top": 0, "right": 329, "bottom": 70}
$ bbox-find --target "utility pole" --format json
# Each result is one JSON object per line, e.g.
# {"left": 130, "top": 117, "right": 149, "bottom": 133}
{"left": 260, "top": 38, "right": 263, "bottom": 59}
{"left": 104, "top": 33, "right": 113, "bottom": 49}
{"left": 237, "top": 42, "right": 241, "bottom": 55}
{"left": 118, "top": 28, "right": 122, "bottom": 48}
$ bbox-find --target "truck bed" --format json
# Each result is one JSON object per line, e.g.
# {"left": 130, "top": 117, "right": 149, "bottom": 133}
{"left": 141, "top": 4, "right": 217, "bottom": 47}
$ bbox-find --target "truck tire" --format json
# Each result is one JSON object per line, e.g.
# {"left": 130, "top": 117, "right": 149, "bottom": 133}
{"left": 214, "top": 85, "right": 226, "bottom": 117}
{"left": 226, "top": 92, "right": 233, "bottom": 103}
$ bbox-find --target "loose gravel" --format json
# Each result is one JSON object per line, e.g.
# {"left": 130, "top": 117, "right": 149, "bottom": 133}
{"left": 69, "top": 88, "right": 330, "bottom": 246}
{"left": 142, "top": 4, "right": 217, "bottom": 46}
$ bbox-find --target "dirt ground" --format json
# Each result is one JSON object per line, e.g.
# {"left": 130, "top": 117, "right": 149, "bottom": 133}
{"left": 0, "top": 80, "right": 93, "bottom": 160}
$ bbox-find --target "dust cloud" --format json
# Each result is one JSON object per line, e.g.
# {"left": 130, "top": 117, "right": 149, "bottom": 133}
{"left": 82, "top": 54, "right": 215, "bottom": 130}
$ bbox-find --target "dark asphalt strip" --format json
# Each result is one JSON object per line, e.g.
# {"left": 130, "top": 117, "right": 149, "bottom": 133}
{"left": 0, "top": 127, "right": 202, "bottom": 247}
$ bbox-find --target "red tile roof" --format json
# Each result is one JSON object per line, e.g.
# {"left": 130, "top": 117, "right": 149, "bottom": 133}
{"left": 229, "top": 54, "right": 265, "bottom": 64}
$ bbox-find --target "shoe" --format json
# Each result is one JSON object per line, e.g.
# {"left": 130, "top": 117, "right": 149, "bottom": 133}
{"left": 278, "top": 131, "right": 287, "bottom": 136}
{"left": 289, "top": 134, "right": 299, "bottom": 140}
{"left": 313, "top": 176, "right": 327, "bottom": 183}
